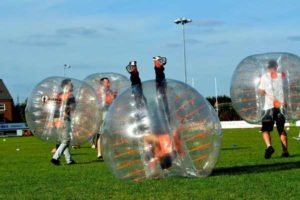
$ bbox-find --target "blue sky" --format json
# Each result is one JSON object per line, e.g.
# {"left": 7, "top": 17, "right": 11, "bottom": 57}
{"left": 1, "top": 0, "right": 300, "bottom": 103}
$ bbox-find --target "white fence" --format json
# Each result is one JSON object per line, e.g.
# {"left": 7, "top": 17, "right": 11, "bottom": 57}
{"left": 221, "top": 120, "right": 300, "bottom": 129}
{"left": 0, "top": 123, "right": 29, "bottom": 137}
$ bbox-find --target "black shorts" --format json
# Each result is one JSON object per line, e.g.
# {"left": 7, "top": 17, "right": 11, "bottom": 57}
{"left": 261, "top": 108, "right": 285, "bottom": 133}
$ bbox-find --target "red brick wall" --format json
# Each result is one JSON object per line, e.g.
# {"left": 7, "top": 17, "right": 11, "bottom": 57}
{"left": 0, "top": 100, "right": 13, "bottom": 122}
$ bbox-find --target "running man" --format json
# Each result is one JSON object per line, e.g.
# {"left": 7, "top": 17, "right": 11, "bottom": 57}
{"left": 259, "top": 59, "right": 289, "bottom": 159}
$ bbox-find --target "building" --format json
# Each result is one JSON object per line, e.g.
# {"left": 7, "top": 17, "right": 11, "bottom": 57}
{"left": 0, "top": 79, "right": 14, "bottom": 122}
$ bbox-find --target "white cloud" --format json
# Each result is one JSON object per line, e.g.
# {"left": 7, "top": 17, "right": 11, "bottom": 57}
{"left": 56, "top": 27, "right": 101, "bottom": 38}
{"left": 287, "top": 36, "right": 300, "bottom": 41}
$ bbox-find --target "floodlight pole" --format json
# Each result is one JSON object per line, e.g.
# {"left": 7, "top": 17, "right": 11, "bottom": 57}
{"left": 64, "top": 64, "right": 71, "bottom": 77}
{"left": 215, "top": 77, "right": 219, "bottom": 116}
{"left": 174, "top": 18, "right": 192, "bottom": 83}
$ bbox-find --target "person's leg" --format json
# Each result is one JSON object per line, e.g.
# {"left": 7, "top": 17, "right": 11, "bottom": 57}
{"left": 275, "top": 110, "right": 289, "bottom": 156}
{"left": 51, "top": 119, "right": 74, "bottom": 165}
{"left": 52, "top": 142, "right": 68, "bottom": 165}
{"left": 63, "top": 143, "right": 75, "bottom": 164}
{"left": 279, "top": 131, "right": 288, "bottom": 154}
{"left": 262, "top": 131, "right": 272, "bottom": 147}
{"left": 154, "top": 62, "right": 170, "bottom": 121}
{"left": 127, "top": 64, "right": 146, "bottom": 110}
{"left": 97, "top": 134, "right": 102, "bottom": 159}
{"left": 261, "top": 111, "right": 275, "bottom": 159}
{"left": 89, "top": 136, "right": 95, "bottom": 148}
{"left": 262, "top": 131, "right": 275, "bottom": 159}
{"left": 51, "top": 143, "right": 60, "bottom": 154}
{"left": 127, "top": 63, "right": 141, "bottom": 86}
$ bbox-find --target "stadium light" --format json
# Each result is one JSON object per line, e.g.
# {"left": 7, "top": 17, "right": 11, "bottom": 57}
{"left": 215, "top": 77, "right": 219, "bottom": 116}
{"left": 64, "top": 64, "right": 71, "bottom": 77}
{"left": 174, "top": 18, "right": 192, "bottom": 84}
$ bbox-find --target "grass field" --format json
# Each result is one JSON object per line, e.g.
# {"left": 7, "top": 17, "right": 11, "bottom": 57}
{"left": 1, "top": 127, "right": 300, "bottom": 200}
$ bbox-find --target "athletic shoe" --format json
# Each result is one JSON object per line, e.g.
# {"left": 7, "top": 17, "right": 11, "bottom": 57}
{"left": 126, "top": 62, "right": 137, "bottom": 73}
{"left": 281, "top": 152, "right": 290, "bottom": 157}
{"left": 293, "top": 136, "right": 300, "bottom": 140}
{"left": 67, "top": 160, "right": 76, "bottom": 165}
{"left": 126, "top": 65, "right": 134, "bottom": 73}
{"left": 264, "top": 146, "right": 275, "bottom": 159}
{"left": 51, "top": 158, "right": 60, "bottom": 165}
{"left": 153, "top": 56, "right": 167, "bottom": 66}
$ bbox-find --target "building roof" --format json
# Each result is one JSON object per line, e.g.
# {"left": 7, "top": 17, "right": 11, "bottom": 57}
{"left": 0, "top": 79, "right": 13, "bottom": 100}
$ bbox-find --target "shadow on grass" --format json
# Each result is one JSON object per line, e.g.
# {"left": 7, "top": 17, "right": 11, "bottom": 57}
{"left": 284, "top": 154, "right": 300, "bottom": 158}
{"left": 213, "top": 160, "right": 300, "bottom": 176}
{"left": 71, "top": 152, "right": 90, "bottom": 156}
{"left": 76, "top": 159, "right": 104, "bottom": 165}
{"left": 221, "top": 147, "right": 251, "bottom": 151}
{"left": 72, "top": 146, "right": 95, "bottom": 149}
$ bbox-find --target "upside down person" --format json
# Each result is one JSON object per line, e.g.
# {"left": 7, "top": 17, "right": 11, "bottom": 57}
{"left": 126, "top": 57, "right": 183, "bottom": 170}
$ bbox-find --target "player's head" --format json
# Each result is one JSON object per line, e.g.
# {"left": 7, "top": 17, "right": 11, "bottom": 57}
{"left": 267, "top": 60, "right": 278, "bottom": 71}
{"left": 100, "top": 77, "right": 110, "bottom": 89}
{"left": 61, "top": 78, "right": 73, "bottom": 91}
{"left": 160, "top": 154, "right": 172, "bottom": 169}
{"left": 153, "top": 56, "right": 167, "bottom": 68}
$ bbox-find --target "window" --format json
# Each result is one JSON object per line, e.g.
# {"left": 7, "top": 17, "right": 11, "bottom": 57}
{"left": 0, "top": 103, "right": 5, "bottom": 111}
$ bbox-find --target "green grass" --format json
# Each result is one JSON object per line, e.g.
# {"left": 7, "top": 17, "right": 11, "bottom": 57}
{"left": 1, "top": 128, "right": 300, "bottom": 200}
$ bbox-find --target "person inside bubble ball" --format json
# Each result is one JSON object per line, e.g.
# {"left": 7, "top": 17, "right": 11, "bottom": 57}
{"left": 126, "top": 57, "right": 179, "bottom": 170}
{"left": 51, "top": 78, "right": 76, "bottom": 165}
{"left": 258, "top": 59, "right": 289, "bottom": 159}
{"left": 96, "top": 77, "right": 117, "bottom": 160}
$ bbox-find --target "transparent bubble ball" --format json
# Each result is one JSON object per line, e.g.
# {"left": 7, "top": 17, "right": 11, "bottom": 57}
{"left": 101, "top": 79, "right": 222, "bottom": 181}
{"left": 25, "top": 76, "right": 101, "bottom": 145}
{"left": 231, "top": 52, "right": 300, "bottom": 123}
{"left": 84, "top": 73, "right": 130, "bottom": 123}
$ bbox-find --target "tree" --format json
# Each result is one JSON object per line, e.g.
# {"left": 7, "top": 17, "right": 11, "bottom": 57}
{"left": 13, "top": 100, "right": 27, "bottom": 123}
{"left": 206, "top": 95, "right": 241, "bottom": 121}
